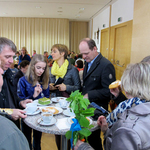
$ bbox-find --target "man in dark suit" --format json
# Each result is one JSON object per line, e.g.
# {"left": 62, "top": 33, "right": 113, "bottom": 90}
{"left": 79, "top": 38, "right": 116, "bottom": 150}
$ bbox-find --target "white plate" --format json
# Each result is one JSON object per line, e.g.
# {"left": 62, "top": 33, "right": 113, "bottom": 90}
{"left": 55, "top": 103, "right": 69, "bottom": 109}
{"left": 51, "top": 97, "right": 67, "bottom": 103}
{"left": 67, "top": 117, "right": 92, "bottom": 125}
{"left": 25, "top": 108, "right": 41, "bottom": 116}
{"left": 37, "top": 117, "right": 57, "bottom": 126}
{"left": 40, "top": 106, "right": 63, "bottom": 115}
{"left": 33, "top": 100, "right": 52, "bottom": 106}
{"left": 63, "top": 109, "right": 75, "bottom": 117}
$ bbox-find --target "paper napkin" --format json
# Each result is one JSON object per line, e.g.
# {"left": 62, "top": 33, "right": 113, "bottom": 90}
{"left": 55, "top": 117, "right": 71, "bottom": 130}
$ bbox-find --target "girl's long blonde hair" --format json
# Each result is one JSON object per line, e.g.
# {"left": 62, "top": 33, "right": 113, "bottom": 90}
{"left": 25, "top": 54, "right": 49, "bottom": 89}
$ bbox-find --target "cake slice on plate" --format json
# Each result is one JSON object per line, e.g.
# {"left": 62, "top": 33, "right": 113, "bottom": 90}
{"left": 38, "top": 97, "right": 50, "bottom": 105}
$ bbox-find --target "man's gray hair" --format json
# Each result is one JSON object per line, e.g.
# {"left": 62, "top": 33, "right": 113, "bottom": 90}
{"left": 121, "top": 62, "right": 150, "bottom": 101}
{"left": 0, "top": 37, "right": 17, "bottom": 53}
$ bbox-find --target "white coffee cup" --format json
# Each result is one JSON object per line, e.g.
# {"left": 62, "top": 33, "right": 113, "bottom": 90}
{"left": 59, "top": 97, "right": 66, "bottom": 101}
{"left": 26, "top": 103, "right": 37, "bottom": 114}
{"left": 26, "top": 102, "right": 37, "bottom": 107}
{"left": 67, "top": 108, "right": 74, "bottom": 116}
{"left": 41, "top": 112, "right": 53, "bottom": 123}
{"left": 59, "top": 100, "right": 68, "bottom": 108}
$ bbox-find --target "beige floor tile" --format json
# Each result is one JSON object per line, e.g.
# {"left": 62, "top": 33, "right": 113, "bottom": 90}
{"left": 41, "top": 133, "right": 57, "bottom": 150}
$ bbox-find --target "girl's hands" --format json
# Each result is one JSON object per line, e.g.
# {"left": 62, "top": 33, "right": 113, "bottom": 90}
{"left": 33, "top": 83, "right": 42, "bottom": 98}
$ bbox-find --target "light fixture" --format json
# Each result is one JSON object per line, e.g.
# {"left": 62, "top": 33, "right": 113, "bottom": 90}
{"left": 40, "top": 13, "right": 44, "bottom": 16}
{"left": 36, "top": 6, "right": 41, "bottom": 9}
{"left": 57, "top": 11, "right": 63, "bottom": 13}
{"left": 76, "top": 14, "right": 80, "bottom": 17}
{"left": 79, "top": 8, "right": 85, "bottom": 11}
{"left": 75, "top": 14, "right": 80, "bottom": 18}
{"left": 79, "top": 11, "right": 83, "bottom": 13}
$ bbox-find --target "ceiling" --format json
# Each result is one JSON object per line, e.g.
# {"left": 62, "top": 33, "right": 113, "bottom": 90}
{"left": 0, "top": 0, "right": 115, "bottom": 21}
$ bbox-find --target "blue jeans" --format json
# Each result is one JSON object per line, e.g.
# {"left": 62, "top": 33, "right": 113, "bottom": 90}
{"left": 21, "top": 119, "right": 42, "bottom": 150}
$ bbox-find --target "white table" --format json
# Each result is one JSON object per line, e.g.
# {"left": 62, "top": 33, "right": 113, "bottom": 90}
{"left": 24, "top": 104, "right": 99, "bottom": 150}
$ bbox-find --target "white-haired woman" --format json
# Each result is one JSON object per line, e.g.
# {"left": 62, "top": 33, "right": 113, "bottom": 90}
{"left": 109, "top": 55, "right": 150, "bottom": 107}
{"left": 75, "top": 62, "right": 150, "bottom": 150}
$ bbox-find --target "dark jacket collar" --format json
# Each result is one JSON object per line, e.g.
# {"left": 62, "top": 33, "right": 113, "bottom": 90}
{"left": 4, "top": 68, "right": 14, "bottom": 79}
{"left": 83, "top": 53, "right": 103, "bottom": 79}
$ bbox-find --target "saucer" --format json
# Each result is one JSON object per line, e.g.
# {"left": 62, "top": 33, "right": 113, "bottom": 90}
{"left": 37, "top": 117, "right": 57, "bottom": 126}
{"left": 51, "top": 97, "right": 67, "bottom": 103}
{"left": 55, "top": 103, "right": 69, "bottom": 109}
{"left": 51, "top": 97, "right": 59, "bottom": 103}
{"left": 63, "top": 109, "right": 75, "bottom": 117}
{"left": 25, "top": 108, "right": 40, "bottom": 116}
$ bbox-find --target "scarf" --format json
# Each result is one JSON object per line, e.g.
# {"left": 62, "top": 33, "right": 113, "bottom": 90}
{"left": 107, "top": 97, "right": 146, "bottom": 127}
{"left": 51, "top": 59, "right": 69, "bottom": 79}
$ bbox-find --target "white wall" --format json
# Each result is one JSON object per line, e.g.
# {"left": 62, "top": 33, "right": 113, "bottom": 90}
{"left": 92, "top": 7, "right": 110, "bottom": 52}
{"left": 88, "top": 20, "right": 92, "bottom": 38}
{"left": 111, "top": 0, "right": 134, "bottom": 26}
{"left": 90, "top": 0, "right": 134, "bottom": 52}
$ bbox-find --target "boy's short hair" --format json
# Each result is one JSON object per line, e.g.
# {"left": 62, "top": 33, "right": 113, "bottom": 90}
{"left": 20, "top": 60, "right": 30, "bottom": 69}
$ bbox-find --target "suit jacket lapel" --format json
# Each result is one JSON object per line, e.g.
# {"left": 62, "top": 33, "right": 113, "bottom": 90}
{"left": 83, "top": 54, "right": 102, "bottom": 80}
{"left": 83, "top": 63, "right": 88, "bottom": 80}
